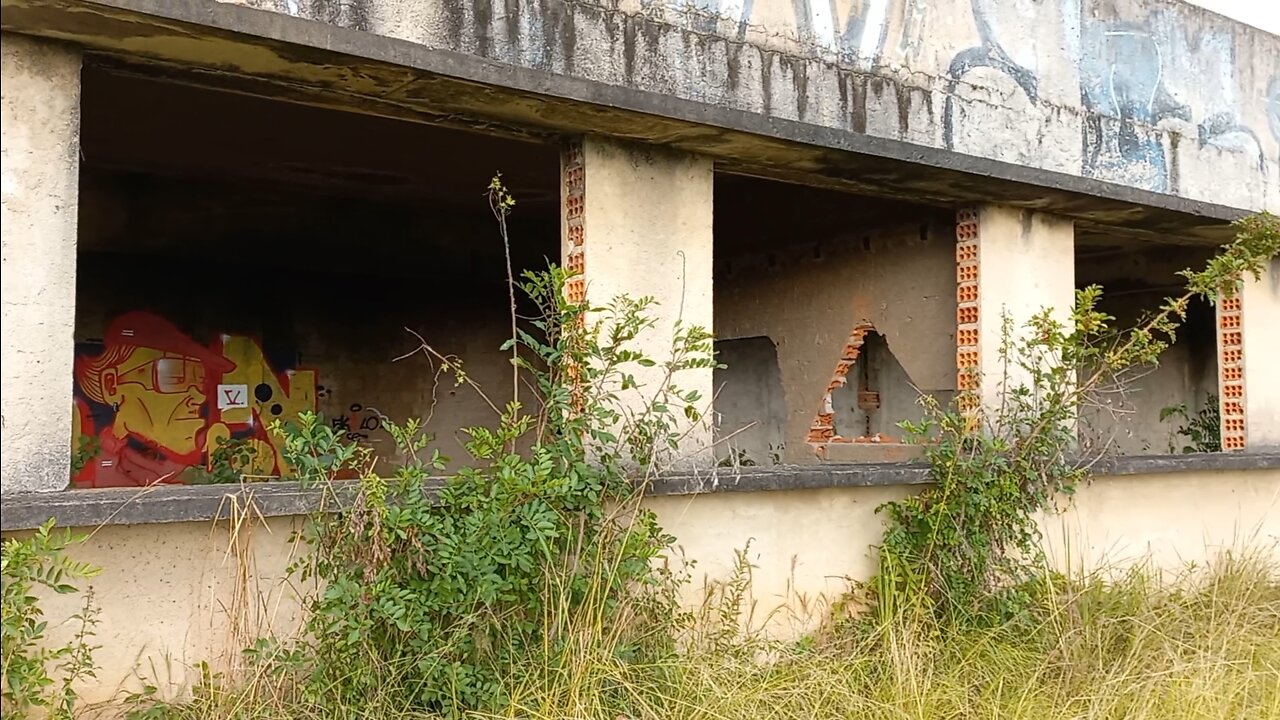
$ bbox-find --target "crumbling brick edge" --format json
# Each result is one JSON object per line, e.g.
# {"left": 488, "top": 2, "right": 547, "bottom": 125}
{"left": 3, "top": 453, "right": 1278, "bottom": 532}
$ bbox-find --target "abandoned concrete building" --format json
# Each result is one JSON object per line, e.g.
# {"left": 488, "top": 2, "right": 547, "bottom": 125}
{"left": 1, "top": 0, "right": 1278, "bottom": 701}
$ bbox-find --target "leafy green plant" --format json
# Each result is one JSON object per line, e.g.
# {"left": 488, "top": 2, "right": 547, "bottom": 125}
{"left": 1160, "top": 393, "right": 1222, "bottom": 454}
{"left": 1, "top": 520, "right": 101, "bottom": 719}
{"left": 122, "top": 662, "right": 236, "bottom": 720}
{"left": 184, "top": 436, "right": 259, "bottom": 485}
{"left": 873, "top": 212, "right": 1278, "bottom": 626}
{"left": 179, "top": 177, "right": 719, "bottom": 718}
{"left": 70, "top": 434, "right": 99, "bottom": 476}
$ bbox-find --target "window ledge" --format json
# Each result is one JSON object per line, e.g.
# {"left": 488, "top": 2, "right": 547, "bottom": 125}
{"left": 2, "top": 453, "right": 1277, "bottom": 532}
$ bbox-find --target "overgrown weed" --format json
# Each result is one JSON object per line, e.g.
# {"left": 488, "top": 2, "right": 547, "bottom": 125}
{"left": 122, "top": 550, "right": 1280, "bottom": 720}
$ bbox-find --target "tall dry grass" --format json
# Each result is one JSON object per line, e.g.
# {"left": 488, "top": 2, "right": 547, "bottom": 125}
{"left": 119, "top": 549, "right": 1280, "bottom": 720}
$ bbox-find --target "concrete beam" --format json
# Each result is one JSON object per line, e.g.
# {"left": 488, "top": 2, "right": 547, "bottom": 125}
{"left": 19, "top": 0, "right": 1279, "bottom": 213}
{"left": 1, "top": 33, "right": 81, "bottom": 494}
{"left": 0, "top": 0, "right": 1253, "bottom": 245}
{"left": 1220, "top": 258, "right": 1280, "bottom": 452}
{"left": 562, "top": 136, "right": 715, "bottom": 461}
{"left": 956, "top": 205, "right": 1076, "bottom": 417}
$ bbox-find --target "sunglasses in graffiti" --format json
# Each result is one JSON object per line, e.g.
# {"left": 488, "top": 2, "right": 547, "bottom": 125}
{"left": 115, "top": 355, "right": 207, "bottom": 394}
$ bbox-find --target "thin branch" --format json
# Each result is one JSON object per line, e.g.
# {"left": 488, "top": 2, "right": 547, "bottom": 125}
{"left": 394, "top": 326, "right": 502, "bottom": 417}
{"left": 489, "top": 177, "right": 520, "bottom": 410}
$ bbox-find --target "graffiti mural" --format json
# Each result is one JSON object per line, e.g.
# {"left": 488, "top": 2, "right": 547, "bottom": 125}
{"left": 331, "top": 403, "right": 384, "bottom": 442}
{"left": 70, "top": 311, "right": 317, "bottom": 488}
{"left": 1077, "top": 19, "right": 1187, "bottom": 191}
{"left": 945, "top": 0, "right": 1270, "bottom": 194}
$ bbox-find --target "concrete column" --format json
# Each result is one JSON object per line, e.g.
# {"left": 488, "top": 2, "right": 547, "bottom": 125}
{"left": 955, "top": 205, "right": 1075, "bottom": 416}
{"left": 561, "top": 136, "right": 714, "bottom": 462}
{"left": 1219, "top": 258, "right": 1280, "bottom": 451}
{"left": 1, "top": 34, "right": 82, "bottom": 494}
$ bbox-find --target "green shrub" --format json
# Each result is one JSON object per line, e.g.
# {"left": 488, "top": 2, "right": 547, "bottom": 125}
{"left": 873, "top": 212, "right": 1279, "bottom": 626}
{"left": 1160, "top": 392, "right": 1222, "bottom": 454}
{"left": 1, "top": 520, "right": 100, "bottom": 719}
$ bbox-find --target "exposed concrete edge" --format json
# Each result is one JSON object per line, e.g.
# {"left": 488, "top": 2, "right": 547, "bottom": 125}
{"left": 1087, "top": 452, "right": 1280, "bottom": 478}
{"left": 3, "top": 453, "right": 1277, "bottom": 531}
{"left": 0, "top": 0, "right": 1254, "bottom": 231}
{"left": 648, "top": 462, "right": 931, "bottom": 495}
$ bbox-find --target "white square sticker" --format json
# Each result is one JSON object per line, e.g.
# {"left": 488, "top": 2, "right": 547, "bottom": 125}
{"left": 216, "top": 384, "right": 250, "bottom": 410}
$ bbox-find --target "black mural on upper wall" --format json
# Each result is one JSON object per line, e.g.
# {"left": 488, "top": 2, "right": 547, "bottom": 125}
{"left": 944, "top": 0, "right": 1270, "bottom": 195}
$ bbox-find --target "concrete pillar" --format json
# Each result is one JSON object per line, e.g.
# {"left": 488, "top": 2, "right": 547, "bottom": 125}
{"left": 1219, "top": 258, "right": 1280, "bottom": 452}
{"left": 561, "top": 136, "right": 714, "bottom": 462}
{"left": 1, "top": 34, "right": 82, "bottom": 494}
{"left": 955, "top": 205, "right": 1075, "bottom": 416}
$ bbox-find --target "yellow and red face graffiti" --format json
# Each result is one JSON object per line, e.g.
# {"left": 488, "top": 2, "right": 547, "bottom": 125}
{"left": 71, "top": 311, "right": 316, "bottom": 488}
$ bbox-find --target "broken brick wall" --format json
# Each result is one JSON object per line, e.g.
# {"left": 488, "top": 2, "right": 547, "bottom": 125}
{"left": 715, "top": 213, "right": 958, "bottom": 464}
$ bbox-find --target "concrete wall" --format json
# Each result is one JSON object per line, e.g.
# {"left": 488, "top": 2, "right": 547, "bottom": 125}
{"left": 1, "top": 34, "right": 82, "bottom": 494}
{"left": 1081, "top": 294, "right": 1218, "bottom": 454}
{"left": 715, "top": 329, "right": 926, "bottom": 464}
{"left": 716, "top": 215, "right": 957, "bottom": 463}
{"left": 829, "top": 331, "right": 920, "bottom": 439}
{"left": 564, "top": 137, "right": 716, "bottom": 460}
{"left": 219, "top": 0, "right": 1280, "bottom": 212}
{"left": 26, "top": 516, "right": 309, "bottom": 704}
{"left": 653, "top": 467, "right": 1280, "bottom": 634}
{"left": 23, "top": 466, "right": 1278, "bottom": 702}
{"left": 1037, "top": 469, "right": 1280, "bottom": 573}
{"left": 961, "top": 205, "right": 1077, "bottom": 415}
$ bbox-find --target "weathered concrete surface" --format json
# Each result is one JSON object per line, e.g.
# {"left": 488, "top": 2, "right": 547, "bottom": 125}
{"left": 1084, "top": 296, "right": 1218, "bottom": 455}
{"left": 713, "top": 337, "right": 787, "bottom": 462}
{"left": 1076, "top": 244, "right": 1219, "bottom": 454}
{"left": 1039, "top": 468, "right": 1280, "bottom": 573}
{"left": 968, "top": 205, "right": 1076, "bottom": 413}
{"left": 654, "top": 466, "right": 1279, "bottom": 636}
{"left": 1071, "top": 241, "right": 1220, "bottom": 454}
{"left": 217, "top": 0, "right": 1279, "bottom": 213}
{"left": 17, "top": 516, "right": 309, "bottom": 703}
{"left": 5, "top": 453, "right": 1277, "bottom": 530}
{"left": 1241, "top": 258, "right": 1280, "bottom": 451}
{"left": 0, "top": 0, "right": 1263, "bottom": 244}
{"left": 567, "top": 136, "right": 715, "bottom": 460}
{"left": 1, "top": 33, "right": 81, "bottom": 494}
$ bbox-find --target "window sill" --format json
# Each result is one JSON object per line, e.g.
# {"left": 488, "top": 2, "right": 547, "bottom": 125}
{"left": 2, "top": 452, "right": 1277, "bottom": 531}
